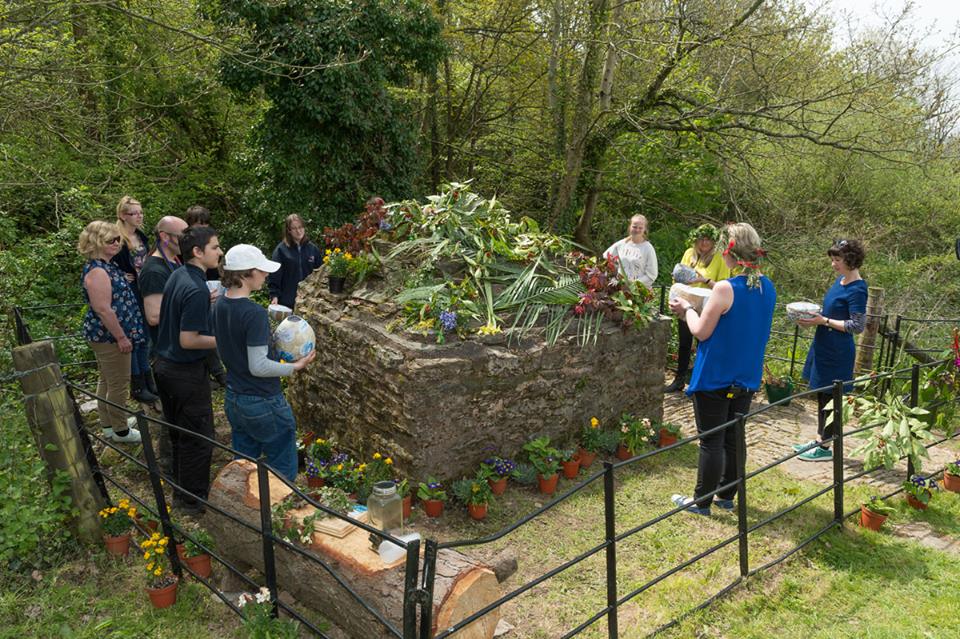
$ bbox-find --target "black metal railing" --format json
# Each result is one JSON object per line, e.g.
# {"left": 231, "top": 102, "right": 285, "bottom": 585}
{"left": 10, "top": 301, "right": 960, "bottom": 638}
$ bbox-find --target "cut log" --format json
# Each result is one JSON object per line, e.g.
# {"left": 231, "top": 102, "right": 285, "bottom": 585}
{"left": 206, "top": 460, "right": 501, "bottom": 639}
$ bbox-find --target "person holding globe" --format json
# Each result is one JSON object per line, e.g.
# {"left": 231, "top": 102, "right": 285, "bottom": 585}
{"left": 213, "top": 244, "right": 316, "bottom": 481}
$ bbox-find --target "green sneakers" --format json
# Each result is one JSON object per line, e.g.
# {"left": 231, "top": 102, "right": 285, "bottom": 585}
{"left": 792, "top": 439, "right": 818, "bottom": 452}
{"left": 798, "top": 446, "right": 832, "bottom": 462}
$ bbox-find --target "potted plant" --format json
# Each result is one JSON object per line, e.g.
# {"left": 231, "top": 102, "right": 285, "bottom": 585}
{"left": 136, "top": 511, "right": 160, "bottom": 534}
{"left": 860, "top": 496, "right": 894, "bottom": 531}
{"left": 326, "top": 454, "right": 362, "bottom": 499}
{"left": 140, "top": 533, "right": 178, "bottom": 609}
{"left": 943, "top": 461, "right": 960, "bottom": 493}
{"left": 417, "top": 477, "right": 447, "bottom": 517}
{"left": 395, "top": 478, "right": 413, "bottom": 518}
{"left": 323, "top": 248, "right": 353, "bottom": 293}
{"left": 182, "top": 528, "right": 215, "bottom": 579}
{"left": 99, "top": 498, "right": 136, "bottom": 556}
{"left": 658, "top": 422, "right": 682, "bottom": 448}
{"left": 617, "top": 414, "right": 651, "bottom": 460}
{"left": 453, "top": 476, "right": 494, "bottom": 520}
{"left": 479, "top": 456, "right": 517, "bottom": 495}
{"left": 578, "top": 417, "right": 603, "bottom": 468}
{"left": 903, "top": 475, "right": 938, "bottom": 510}
{"left": 305, "top": 458, "right": 327, "bottom": 488}
{"left": 763, "top": 364, "right": 794, "bottom": 405}
{"left": 559, "top": 449, "right": 580, "bottom": 479}
{"left": 523, "top": 436, "right": 561, "bottom": 495}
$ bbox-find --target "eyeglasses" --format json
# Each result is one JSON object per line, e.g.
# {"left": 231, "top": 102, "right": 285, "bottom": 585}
{"left": 106, "top": 236, "right": 122, "bottom": 245}
{"left": 123, "top": 211, "right": 144, "bottom": 216}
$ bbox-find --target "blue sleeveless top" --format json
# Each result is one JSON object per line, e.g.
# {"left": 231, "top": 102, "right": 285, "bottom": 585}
{"left": 81, "top": 259, "right": 147, "bottom": 345}
{"left": 687, "top": 275, "right": 776, "bottom": 393}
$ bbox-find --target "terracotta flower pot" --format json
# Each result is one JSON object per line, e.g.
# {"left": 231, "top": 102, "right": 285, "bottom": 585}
{"left": 423, "top": 499, "right": 444, "bottom": 518}
{"left": 307, "top": 476, "right": 325, "bottom": 488}
{"left": 176, "top": 543, "right": 186, "bottom": 560}
{"left": 561, "top": 459, "right": 580, "bottom": 480}
{"left": 615, "top": 444, "right": 633, "bottom": 461}
{"left": 943, "top": 472, "right": 960, "bottom": 493}
{"left": 145, "top": 579, "right": 178, "bottom": 609}
{"left": 468, "top": 503, "right": 488, "bottom": 521}
{"left": 402, "top": 494, "right": 412, "bottom": 519}
{"left": 577, "top": 448, "right": 597, "bottom": 469}
{"left": 103, "top": 533, "right": 131, "bottom": 557}
{"left": 328, "top": 276, "right": 346, "bottom": 294}
{"left": 537, "top": 473, "right": 559, "bottom": 495}
{"left": 183, "top": 552, "right": 212, "bottom": 579}
{"left": 906, "top": 494, "right": 928, "bottom": 510}
{"left": 488, "top": 477, "right": 507, "bottom": 496}
{"left": 658, "top": 429, "right": 679, "bottom": 448}
{"left": 859, "top": 505, "right": 887, "bottom": 531}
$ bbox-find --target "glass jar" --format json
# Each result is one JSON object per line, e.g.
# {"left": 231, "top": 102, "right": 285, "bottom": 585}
{"left": 367, "top": 480, "right": 402, "bottom": 532}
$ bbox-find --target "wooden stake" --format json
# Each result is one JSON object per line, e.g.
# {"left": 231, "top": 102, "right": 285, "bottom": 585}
{"left": 855, "top": 287, "right": 884, "bottom": 374}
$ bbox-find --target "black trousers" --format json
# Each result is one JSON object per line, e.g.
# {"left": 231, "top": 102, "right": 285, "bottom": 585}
{"left": 691, "top": 389, "right": 754, "bottom": 508}
{"left": 676, "top": 319, "right": 694, "bottom": 377}
{"left": 154, "top": 357, "right": 214, "bottom": 506}
{"left": 817, "top": 392, "right": 834, "bottom": 443}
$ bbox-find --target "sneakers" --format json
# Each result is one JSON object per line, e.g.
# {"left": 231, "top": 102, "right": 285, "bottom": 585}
{"left": 102, "top": 426, "right": 142, "bottom": 444}
{"left": 671, "top": 494, "right": 710, "bottom": 516}
{"left": 714, "top": 498, "right": 735, "bottom": 510}
{"left": 798, "top": 446, "right": 832, "bottom": 462}
{"left": 664, "top": 377, "right": 686, "bottom": 393}
{"left": 792, "top": 439, "right": 819, "bottom": 452}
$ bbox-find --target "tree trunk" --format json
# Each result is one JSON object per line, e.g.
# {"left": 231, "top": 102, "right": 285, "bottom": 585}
{"left": 206, "top": 460, "right": 502, "bottom": 639}
{"left": 548, "top": 0, "right": 609, "bottom": 231}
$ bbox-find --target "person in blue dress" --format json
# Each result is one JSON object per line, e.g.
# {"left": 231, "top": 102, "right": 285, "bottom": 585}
{"left": 667, "top": 223, "right": 777, "bottom": 515}
{"left": 794, "top": 239, "right": 867, "bottom": 461}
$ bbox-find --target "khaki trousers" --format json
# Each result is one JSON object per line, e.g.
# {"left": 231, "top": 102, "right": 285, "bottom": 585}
{"left": 89, "top": 341, "right": 131, "bottom": 432}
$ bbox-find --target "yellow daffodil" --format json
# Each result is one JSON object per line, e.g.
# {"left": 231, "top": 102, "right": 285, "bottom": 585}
{"left": 143, "top": 552, "right": 151, "bottom": 560}
{"left": 154, "top": 568, "right": 162, "bottom": 577}
{"left": 146, "top": 562, "right": 154, "bottom": 571}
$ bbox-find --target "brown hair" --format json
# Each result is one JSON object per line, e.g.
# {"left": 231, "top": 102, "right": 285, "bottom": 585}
{"left": 77, "top": 221, "right": 121, "bottom": 259}
{"left": 184, "top": 205, "right": 211, "bottom": 227}
{"left": 827, "top": 239, "right": 865, "bottom": 269}
{"left": 222, "top": 268, "right": 256, "bottom": 289}
{"left": 283, "top": 214, "right": 308, "bottom": 246}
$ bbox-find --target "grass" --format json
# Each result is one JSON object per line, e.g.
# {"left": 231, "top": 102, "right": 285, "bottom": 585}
{"left": 4, "top": 371, "right": 960, "bottom": 638}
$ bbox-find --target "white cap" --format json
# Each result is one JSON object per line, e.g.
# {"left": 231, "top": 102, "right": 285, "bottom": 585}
{"left": 223, "top": 244, "right": 281, "bottom": 273}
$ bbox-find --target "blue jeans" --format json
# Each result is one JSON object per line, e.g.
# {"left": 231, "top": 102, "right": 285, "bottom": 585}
{"left": 131, "top": 341, "right": 150, "bottom": 376}
{"left": 224, "top": 389, "right": 298, "bottom": 481}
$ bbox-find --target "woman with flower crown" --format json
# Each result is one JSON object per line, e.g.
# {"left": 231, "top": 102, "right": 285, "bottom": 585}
{"left": 665, "top": 223, "right": 731, "bottom": 393}
{"left": 667, "top": 223, "right": 776, "bottom": 516}
{"left": 792, "top": 239, "right": 867, "bottom": 462}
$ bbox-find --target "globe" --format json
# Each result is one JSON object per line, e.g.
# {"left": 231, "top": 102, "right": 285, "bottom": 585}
{"left": 272, "top": 315, "right": 316, "bottom": 362}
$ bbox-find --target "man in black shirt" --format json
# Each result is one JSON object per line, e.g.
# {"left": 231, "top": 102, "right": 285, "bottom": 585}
{"left": 154, "top": 225, "right": 223, "bottom": 515}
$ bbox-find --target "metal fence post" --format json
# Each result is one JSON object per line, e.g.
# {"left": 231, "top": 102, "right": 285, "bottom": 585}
{"left": 603, "top": 461, "right": 618, "bottom": 638}
{"left": 907, "top": 364, "right": 920, "bottom": 479}
{"left": 789, "top": 324, "right": 800, "bottom": 380}
{"left": 403, "top": 536, "right": 421, "bottom": 639}
{"left": 735, "top": 414, "right": 748, "bottom": 577}
{"left": 419, "top": 539, "right": 438, "bottom": 639}
{"left": 13, "top": 306, "right": 32, "bottom": 345}
{"left": 137, "top": 412, "right": 182, "bottom": 576}
{"left": 659, "top": 285, "right": 667, "bottom": 316}
{"left": 256, "top": 458, "right": 280, "bottom": 619}
{"left": 831, "top": 381, "right": 845, "bottom": 525}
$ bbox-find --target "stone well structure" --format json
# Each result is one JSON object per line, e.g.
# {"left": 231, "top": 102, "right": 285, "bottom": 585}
{"left": 287, "top": 269, "right": 670, "bottom": 481}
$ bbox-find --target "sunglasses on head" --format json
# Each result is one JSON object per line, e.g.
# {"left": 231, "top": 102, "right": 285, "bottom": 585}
{"left": 832, "top": 239, "right": 849, "bottom": 248}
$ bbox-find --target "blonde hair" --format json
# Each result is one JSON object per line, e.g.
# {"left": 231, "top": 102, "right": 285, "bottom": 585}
{"left": 77, "top": 221, "right": 121, "bottom": 259}
{"left": 721, "top": 223, "right": 763, "bottom": 264}
{"left": 629, "top": 214, "right": 648, "bottom": 241}
{"left": 115, "top": 195, "right": 142, "bottom": 249}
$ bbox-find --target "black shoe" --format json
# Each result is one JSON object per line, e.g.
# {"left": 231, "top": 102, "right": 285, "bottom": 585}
{"left": 131, "top": 374, "right": 159, "bottom": 403}
{"left": 663, "top": 377, "right": 685, "bottom": 393}
{"left": 173, "top": 498, "right": 206, "bottom": 516}
{"left": 209, "top": 372, "right": 227, "bottom": 390}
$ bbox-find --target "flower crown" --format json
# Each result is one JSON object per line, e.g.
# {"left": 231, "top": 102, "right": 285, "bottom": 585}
{"left": 687, "top": 223, "right": 721, "bottom": 246}
{"left": 720, "top": 236, "right": 766, "bottom": 288}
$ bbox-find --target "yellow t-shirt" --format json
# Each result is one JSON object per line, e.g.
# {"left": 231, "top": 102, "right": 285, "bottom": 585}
{"left": 680, "top": 248, "right": 731, "bottom": 289}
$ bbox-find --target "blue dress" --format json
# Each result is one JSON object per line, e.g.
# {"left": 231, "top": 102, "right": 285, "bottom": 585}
{"left": 802, "top": 276, "right": 868, "bottom": 390}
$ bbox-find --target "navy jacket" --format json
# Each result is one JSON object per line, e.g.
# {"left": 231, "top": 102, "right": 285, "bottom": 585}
{"left": 267, "top": 240, "right": 322, "bottom": 309}
{"left": 111, "top": 228, "right": 150, "bottom": 302}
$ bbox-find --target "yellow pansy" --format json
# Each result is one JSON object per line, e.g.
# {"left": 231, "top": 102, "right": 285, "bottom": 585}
{"left": 385, "top": 458, "right": 393, "bottom": 465}
{"left": 590, "top": 417, "right": 599, "bottom": 429}
{"left": 373, "top": 452, "right": 382, "bottom": 460}
{"left": 154, "top": 568, "right": 162, "bottom": 576}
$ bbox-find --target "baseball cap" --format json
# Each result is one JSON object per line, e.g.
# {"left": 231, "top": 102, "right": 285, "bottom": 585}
{"left": 223, "top": 244, "right": 281, "bottom": 273}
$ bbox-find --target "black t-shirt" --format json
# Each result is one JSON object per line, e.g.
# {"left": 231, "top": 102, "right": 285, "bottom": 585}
{"left": 156, "top": 264, "right": 212, "bottom": 363}
{"left": 139, "top": 255, "right": 179, "bottom": 346}
{"left": 212, "top": 296, "right": 281, "bottom": 397}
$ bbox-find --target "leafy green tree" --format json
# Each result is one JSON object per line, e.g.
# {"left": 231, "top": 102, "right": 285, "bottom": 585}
{"left": 207, "top": 0, "right": 444, "bottom": 229}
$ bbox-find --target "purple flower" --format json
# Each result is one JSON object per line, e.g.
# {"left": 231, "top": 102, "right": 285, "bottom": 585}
{"left": 428, "top": 482, "right": 442, "bottom": 490}
{"left": 439, "top": 310, "right": 458, "bottom": 332}
{"left": 379, "top": 219, "right": 392, "bottom": 231}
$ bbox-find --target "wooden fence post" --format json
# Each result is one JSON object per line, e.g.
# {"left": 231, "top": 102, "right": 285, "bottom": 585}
{"left": 855, "top": 287, "right": 884, "bottom": 374}
{"left": 13, "top": 340, "right": 106, "bottom": 544}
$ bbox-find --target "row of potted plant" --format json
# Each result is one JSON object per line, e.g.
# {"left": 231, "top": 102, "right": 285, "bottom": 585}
{"left": 859, "top": 461, "right": 960, "bottom": 531}
{"left": 99, "top": 499, "right": 216, "bottom": 609}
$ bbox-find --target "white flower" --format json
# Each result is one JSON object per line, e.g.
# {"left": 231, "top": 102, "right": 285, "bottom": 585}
{"left": 255, "top": 587, "right": 271, "bottom": 604}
